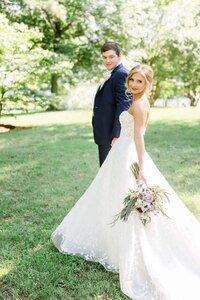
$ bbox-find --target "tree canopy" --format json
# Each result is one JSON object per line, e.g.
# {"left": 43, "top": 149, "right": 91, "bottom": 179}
{"left": 0, "top": 0, "right": 199, "bottom": 113}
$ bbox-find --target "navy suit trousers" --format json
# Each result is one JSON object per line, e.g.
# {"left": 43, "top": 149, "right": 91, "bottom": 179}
{"left": 98, "top": 145, "right": 112, "bottom": 167}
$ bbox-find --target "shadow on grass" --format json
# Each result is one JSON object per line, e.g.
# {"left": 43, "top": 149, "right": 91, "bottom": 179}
{"left": 0, "top": 121, "right": 200, "bottom": 299}
{"left": 0, "top": 123, "right": 128, "bottom": 299}
{"left": 146, "top": 121, "right": 200, "bottom": 196}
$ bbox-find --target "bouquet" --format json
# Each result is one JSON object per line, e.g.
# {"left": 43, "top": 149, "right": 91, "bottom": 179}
{"left": 113, "top": 163, "right": 170, "bottom": 226}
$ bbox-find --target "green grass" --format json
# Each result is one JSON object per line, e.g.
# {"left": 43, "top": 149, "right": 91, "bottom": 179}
{"left": 0, "top": 108, "right": 200, "bottom": 300}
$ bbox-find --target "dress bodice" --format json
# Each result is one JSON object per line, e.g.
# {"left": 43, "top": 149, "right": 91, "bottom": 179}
{"left": 119, "top": 110, "right": 134, "bottom": 139}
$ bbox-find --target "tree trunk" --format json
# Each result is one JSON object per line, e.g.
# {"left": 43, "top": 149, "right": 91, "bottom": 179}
{"left": 0, "top": 101, "right": 2, "bottom": 120}
{"left": 150, "top": 82, "right": 161, "bottom": 107}
{"left": 51, "top": 74, "right": 58, "bottom": 95}
{"left": 0, "top": 85, "right": 5, "bottom": 119}
{"left": 187, "top": 90, "right": 198, "bottom": 107}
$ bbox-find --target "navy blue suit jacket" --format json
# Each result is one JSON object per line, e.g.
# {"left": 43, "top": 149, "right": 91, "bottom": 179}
{"left": 92, "top": 64, "right": 132, "bottom": 145}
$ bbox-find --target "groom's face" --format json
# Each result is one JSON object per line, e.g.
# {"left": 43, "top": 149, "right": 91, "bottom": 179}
{"left": 102, "top": 50, "right": 121, "bottom": 71}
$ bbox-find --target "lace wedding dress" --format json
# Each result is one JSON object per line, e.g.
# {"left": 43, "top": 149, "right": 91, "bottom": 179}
{"left": 51, "top": 111, "right": 200, "bottom": 300}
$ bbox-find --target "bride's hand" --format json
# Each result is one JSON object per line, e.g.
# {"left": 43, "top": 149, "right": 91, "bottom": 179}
{"left": 138, "top": 170, "right": 148, "bottom": 185}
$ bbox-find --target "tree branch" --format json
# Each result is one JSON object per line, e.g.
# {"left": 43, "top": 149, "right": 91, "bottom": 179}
{"left": 41, "top": 8, "right": 56, "bottom": 32}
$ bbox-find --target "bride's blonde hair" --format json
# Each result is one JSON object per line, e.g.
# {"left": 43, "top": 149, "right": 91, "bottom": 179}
{"left": 126, "top": 64, "right": 154, "bottom": 94}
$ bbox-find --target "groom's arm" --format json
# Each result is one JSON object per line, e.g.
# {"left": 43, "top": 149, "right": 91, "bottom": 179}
{"left": 111, "top": 71, "right": 131, "bottom": 139}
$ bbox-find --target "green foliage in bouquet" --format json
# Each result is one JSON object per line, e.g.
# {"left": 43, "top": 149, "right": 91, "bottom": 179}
{"left": 112, "top": 162, "right": 170, "bottom": 226}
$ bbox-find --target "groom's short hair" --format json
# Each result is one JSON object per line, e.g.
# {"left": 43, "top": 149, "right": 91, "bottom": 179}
{"left": 101, "top": 41, "right": 121, "bottom": 56}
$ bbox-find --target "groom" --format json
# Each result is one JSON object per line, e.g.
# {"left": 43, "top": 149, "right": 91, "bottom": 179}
{"left": 92, "top": 41, "right": 132, "bottom": 167}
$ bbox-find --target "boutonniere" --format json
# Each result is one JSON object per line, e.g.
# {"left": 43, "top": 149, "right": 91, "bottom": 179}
{"left": 103, "top": 71, "right": 112, "bottom": 81}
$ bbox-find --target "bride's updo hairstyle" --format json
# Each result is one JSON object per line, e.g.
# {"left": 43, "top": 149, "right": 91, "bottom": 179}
{"left": 126, "top": 64, "right": 154, "bottom": 94}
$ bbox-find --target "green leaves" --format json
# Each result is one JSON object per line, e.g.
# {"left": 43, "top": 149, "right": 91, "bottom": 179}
{"left": 112, "top": 161, "right": 170, "bottom": 226}
{"left": 130, "top": 162, "right": 140, "bottom": 180}
{"left": 1, "top": 0, "right": 200, "bottom": 112}
{"left": 120, "top": 0, "right": 200, "bottom": 105}
{"left": 0, "top": 11, "right": 74, "bottom": 113}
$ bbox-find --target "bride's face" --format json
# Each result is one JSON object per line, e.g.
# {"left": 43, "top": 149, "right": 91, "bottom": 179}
{"left": 128, "top": 73, "right": 146, "bottom": 95}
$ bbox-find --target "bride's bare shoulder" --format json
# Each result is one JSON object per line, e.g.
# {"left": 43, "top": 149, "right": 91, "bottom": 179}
{"left": 133, "top": 99, "right": 150, "bottom": 114}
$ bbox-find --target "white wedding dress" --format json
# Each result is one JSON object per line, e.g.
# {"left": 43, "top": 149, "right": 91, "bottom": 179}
{"left": 51, "top": 111, "right": 200, "bottom": 300}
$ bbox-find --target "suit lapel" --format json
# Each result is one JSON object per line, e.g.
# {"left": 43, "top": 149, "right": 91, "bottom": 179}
{"left": 96, "top": 77, "right": 110, "bottom": 94}
{"left": 111, "top": 63, "right": 123, "bottom": 75}
{"left": 96, "top": 63, "right": 123, "bottom": 95}
{"left": 99, "top": 78, "right": 110, "bottom": 92}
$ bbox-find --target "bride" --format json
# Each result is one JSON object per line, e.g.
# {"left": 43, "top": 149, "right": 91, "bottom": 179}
{"left": 51, "top": 64, "right": 200, "bottom": 300}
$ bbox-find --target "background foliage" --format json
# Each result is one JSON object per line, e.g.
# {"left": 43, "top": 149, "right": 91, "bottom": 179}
{"left": 0, "top": 0, "right": 200, "bottom": 113}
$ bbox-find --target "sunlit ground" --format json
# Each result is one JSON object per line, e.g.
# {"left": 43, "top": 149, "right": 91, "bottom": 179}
{"left": 0, "top": 107, "right": 199, "bottom": 299}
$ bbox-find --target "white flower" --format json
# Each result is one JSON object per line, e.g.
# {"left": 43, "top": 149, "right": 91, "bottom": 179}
{"left": 103, "top": 71, "right": 112, "bottom": 81}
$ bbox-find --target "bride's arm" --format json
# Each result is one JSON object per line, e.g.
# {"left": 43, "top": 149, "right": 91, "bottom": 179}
{"left": 133, "top": 104, "right": 147, "bottom": 183}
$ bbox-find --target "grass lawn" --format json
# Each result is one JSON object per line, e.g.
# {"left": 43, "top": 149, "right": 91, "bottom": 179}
{"left": 0, "top": 108, "right": 200, "bottom": 300}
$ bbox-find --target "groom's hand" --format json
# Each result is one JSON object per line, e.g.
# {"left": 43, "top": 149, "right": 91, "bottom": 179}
{"left": 111, "top": 137, "right": 118, "bottom": 146}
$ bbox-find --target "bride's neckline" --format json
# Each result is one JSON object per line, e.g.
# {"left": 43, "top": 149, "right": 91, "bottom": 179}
{"left": 122, "top": 110, "right": 147, "bottom": 132}
{"left": 126, "top": 110, "right": 133, "bottom": 117}
{"left": 120, "top": 110, "right": 133, "bottom": 118}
